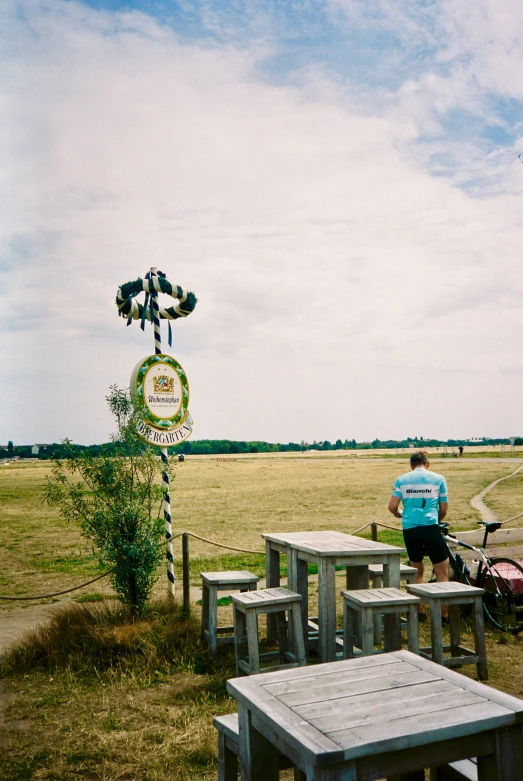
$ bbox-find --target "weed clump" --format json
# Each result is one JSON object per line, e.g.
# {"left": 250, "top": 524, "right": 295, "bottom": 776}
{"left": 1, "top": 598, "right": 221, "bottom": 677}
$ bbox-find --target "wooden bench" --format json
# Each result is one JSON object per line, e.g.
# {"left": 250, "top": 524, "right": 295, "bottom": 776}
{"left": 213, "top": 713, "right": 304, "bottom": 780}
{"left": 232, "top": 587, "right": 306, "bottom": 675}
{"left": 431, "top": 758, "right": 477, "bottom": 780}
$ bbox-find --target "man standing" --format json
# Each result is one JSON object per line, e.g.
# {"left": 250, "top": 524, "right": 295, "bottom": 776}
{"left": 388, "top": 450, "right": 450, "bottom": 615}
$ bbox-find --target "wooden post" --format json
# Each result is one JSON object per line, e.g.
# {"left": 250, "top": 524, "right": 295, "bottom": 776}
{"left": 182, "top": 533, "right": 190, "bottom": 615}
{"left": 371, "top": 523, "right": 378, "bottom": 541}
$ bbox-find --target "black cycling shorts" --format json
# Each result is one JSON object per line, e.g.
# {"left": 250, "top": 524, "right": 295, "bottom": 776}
{"left": 403, "top": 524, "right": 449, "bottom": 565}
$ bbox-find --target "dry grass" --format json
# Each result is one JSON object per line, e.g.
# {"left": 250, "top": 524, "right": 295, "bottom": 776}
{"left": 2, "top": 453, "right": 523, "bottom": 781}
{"left": 0, "top": 600, "right": 234, "bottom": 781}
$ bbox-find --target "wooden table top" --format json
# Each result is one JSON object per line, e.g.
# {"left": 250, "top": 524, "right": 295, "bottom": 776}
{"left": 262, "top": 530, "right": 405, "bottom": 557}
{"left": 227, "top": 650, "right": 523, "bottom": 765}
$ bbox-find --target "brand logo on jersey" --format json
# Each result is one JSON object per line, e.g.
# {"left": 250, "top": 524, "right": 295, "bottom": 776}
{"left": 400, "top": 484, "right": 440, "bottom": 499}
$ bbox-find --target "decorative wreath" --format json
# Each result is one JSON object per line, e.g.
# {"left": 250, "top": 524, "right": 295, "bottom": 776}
{"left": 116, "top": 270, "right": 197, "bottom": 347}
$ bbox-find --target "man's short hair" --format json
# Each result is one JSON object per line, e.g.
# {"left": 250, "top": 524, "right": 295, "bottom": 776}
{"left": 410, "top": 450, "right": 429, "bottom": 469}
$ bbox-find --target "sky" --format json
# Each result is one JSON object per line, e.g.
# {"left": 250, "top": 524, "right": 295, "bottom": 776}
{"left": 1, "top": 0, "right": 522, "bottom": 446}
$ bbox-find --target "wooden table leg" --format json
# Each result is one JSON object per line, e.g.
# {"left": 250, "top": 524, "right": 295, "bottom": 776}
{"left": 383, "top": 555, "right": 402, "bottom": 651}
{"left": 266, "top": 541, "right": 281, "bottom": 640}
{"left": 208, "top": 583, "right": 218, "bottom": 655}
{"left": 382, "top": 554, "right": 401, "bottom": 588}
{"left": 361, "top": 606, "right": 374, "bottom": 656}
{"left": 245, "top": 611, "right": 260, "bottom": 674}
{"left": 407, "top": 604, "right": 419, "bottom": 655}
{"left": 296, "top": 555, "right": 309, "bottom": 656}
{"left": 238, "top": 704, "right": 280, "bottom": 781}
{"left": 430, "top": 603, "right": 444, "bottom": 666}
{"left": 448, "top": 603, "right": 461, "bottom": 659}
{"left": 473, "top": 595, "right": 488, "bottom": 681}
{"left": 477, "top": 725, "right": 523, "bottom": 780}
{"left": 346, "top": 564, "right": 368, "bottom": 650}
{"left": 318, "top": 558, "right": 337, "bottom": 662}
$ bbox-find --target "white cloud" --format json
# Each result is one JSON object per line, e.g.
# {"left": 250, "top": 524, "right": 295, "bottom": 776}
{"left": 1, "top": 0, "right": 522, "bottom": 445}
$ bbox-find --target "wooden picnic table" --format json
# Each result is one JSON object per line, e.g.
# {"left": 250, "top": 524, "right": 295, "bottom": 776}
{"left": 227, "top": 649, "right": 523, "bottom": 781}
{"left": 262, "top": 530, "right": 405, "bottom": 662}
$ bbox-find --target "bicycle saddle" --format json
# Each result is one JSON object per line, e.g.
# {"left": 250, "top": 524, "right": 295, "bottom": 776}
{"left": 438, "top": 522, "right": 450, "bottom": 533}
{"left": 476, "top": 521, "right": 502, "bottom": 533}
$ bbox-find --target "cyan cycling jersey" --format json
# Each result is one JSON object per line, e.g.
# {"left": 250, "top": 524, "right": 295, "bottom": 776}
{"left": 392, "top": 467, "right": 448, "bottom": 529}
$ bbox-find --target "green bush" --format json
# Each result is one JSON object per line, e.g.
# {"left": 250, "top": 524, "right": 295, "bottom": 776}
{"left": 44, "top": 386, "right": 171, "bottom": 616}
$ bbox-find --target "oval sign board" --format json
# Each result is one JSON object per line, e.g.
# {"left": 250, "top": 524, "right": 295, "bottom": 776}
{"left": 131, "top": 354, "right": 190, "bottom": 431}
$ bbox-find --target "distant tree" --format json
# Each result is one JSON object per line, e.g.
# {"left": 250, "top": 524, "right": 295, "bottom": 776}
{"left": 44, "top": 386, "right": 167, "bottom": 616}
{"left": 335, "top": 439, "right": 343, "bottom": 450}
{"left": 7, "top": 441, "right": 14, "bottom": 457}
{"left": 229, "top": 443, "right": 240, "bottom": 453}
{"left": 249, "top": 445, "right": 258, "bottom": 453}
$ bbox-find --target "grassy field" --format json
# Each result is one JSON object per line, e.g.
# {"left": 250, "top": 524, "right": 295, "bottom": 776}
{"left": 2, "top": 455, "right": 523, "bottom": 600}
{"left": 1, "top": 454, "right": 523, "bottom": 780}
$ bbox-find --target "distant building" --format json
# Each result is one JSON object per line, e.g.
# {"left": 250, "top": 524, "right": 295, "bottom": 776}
{"left": 467, "top": 437, "right": 484, "bottom": 443}
{"left": 31, "top": 444, "right": 50, "bottom": 456}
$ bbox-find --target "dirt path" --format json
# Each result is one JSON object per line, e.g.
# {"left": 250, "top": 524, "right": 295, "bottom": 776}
{"left": 470, "top": 464, "right": 523, "bottom": 523}
{"left": 0, "top": 601, "right": 72, "bottom": 659}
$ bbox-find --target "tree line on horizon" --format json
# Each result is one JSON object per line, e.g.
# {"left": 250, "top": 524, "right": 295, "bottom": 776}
{"left": 2, "top": 436, "right": 520, "bottom": 460}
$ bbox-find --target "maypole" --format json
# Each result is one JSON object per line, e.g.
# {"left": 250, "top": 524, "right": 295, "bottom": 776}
{"left": 116, "top": 268, "right": 197, "bottom": 598}
{"left": 150, "top": 268, "right": 175, "bottom": 598}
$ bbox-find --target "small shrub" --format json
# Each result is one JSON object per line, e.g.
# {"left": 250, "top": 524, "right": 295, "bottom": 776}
{"left": 44, "top": 386, "right": 172, "bottom": 616}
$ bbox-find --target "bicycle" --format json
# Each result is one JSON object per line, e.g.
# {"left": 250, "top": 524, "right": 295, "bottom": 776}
{"left": 436, "top": 521, "right": 523, "bottom": 634}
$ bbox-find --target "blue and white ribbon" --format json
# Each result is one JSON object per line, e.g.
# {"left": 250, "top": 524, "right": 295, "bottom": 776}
{"left": 116, "top": 273, "right": 197, "bottom": 347}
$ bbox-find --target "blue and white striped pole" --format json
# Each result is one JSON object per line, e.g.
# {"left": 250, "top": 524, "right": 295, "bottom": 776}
{"left": 149, "top": 267, "right": 175, "bottom": 599}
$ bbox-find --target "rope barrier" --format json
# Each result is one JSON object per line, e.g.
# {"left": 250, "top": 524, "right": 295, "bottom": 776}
{"left": 0, "top": 570, "right": 112, "bottom": 601}
{"left": 180, "top": 531, "right": 264, "bottom": 555}
{"left": 6, "top": 513, "right": 523, "bottom": 601}
{"left": 500, "top": 510, "right": 523, "bottom": 525}
{"left": 370, "top": 522, "right": 403, "bottom": 532}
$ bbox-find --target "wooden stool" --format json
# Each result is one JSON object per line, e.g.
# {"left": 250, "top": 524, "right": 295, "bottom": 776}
{"left": 406, "top": 582, "right": 488, "bottom": 680}
{"left": 342, "top": 587, "right": 420, "bottom": 658}
{"left": 201, "top": 571, "right": 258, "bottom": 655}
{"left": 368, "top": 563, "right": 417, "bottom": 588}
{"left": 232, "top": 587, "right": 307, "bottom": 675}
{"left": 368, "top": 564, "right": 418, "bottom": 644}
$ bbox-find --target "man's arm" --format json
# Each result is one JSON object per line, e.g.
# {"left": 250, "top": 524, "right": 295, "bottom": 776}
{"left": 388, "top": 495, "right": 402, "bottom": 519}
{"left": 438, "top": 501, "right": 448, "bottom": 522}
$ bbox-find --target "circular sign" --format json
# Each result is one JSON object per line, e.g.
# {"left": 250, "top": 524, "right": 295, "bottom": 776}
{"left": 131, "top": 354, "right": 189, "bottom": 430}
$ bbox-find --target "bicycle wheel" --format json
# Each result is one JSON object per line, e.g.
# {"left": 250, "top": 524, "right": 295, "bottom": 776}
{"left": 477, "top": 557, "right": 523, "bottom": 633}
